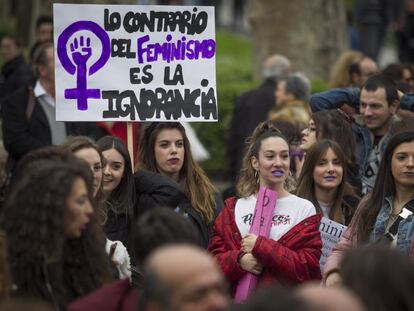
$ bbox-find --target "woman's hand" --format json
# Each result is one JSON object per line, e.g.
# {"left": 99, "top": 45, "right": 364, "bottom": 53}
{"left": 325, "top": 271, "right": 342, "bottom": 287}
{"left": 239, "top": 253, "right": 263, "bottom": 275}
{"left": 241, "top": 234, "right": 258, "bottom": 253}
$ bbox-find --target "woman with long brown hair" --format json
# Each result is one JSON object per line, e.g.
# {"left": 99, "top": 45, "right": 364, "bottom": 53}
{"left": 137, "top": 122, "right": 222, "bottom": 247}
{"left": 63, "top": 136, "right": 131, "bottom": 279}
{"left": 324, "top": 131, "right": 414, "bottom": 287}
{"left": 97, "top": 136, "right": 135, "bottom": 252}
{"left": 296, "top": 140, "right": 359, "bottom": 225}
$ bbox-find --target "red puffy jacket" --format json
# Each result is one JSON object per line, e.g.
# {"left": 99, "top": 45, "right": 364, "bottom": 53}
{"left": 208, "top": 197, "right": 322, "bottom": 294}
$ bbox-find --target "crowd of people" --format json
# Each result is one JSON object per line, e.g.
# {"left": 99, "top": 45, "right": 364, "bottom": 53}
{"left": 2, "top": 6, "right": 414, "bottom": 311}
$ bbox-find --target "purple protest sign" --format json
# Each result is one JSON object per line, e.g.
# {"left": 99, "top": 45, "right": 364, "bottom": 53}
{"left": 234, "top": 187, "right": 278, "bottom": 304}
{"left": 57, "top": 20, "right": 110, "bottom": 111}
{"left": 54, "top": 4, "right": 217, "bottom": 122}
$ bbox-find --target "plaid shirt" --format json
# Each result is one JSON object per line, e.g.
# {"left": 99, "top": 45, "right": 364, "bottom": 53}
{"left": 208, "top": 197, "right": 322, "bottom": 294}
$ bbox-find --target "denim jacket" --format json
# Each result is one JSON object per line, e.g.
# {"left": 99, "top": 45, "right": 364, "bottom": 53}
{"left": 369, "top": 197, "right": 414, "bottom": 254}
{"left": 309, "top": 88, "right": 412, "bottom": 178}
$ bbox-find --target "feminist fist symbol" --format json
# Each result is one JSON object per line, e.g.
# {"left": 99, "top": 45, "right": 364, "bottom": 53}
{"left": 64, "top": 35, "right": 99, "bottom": 111}
{"left": 71, "top": 36, "right": 92, "bottom": 65}
{"left": 57, "top": 21, "right": 110, "bottom": 111}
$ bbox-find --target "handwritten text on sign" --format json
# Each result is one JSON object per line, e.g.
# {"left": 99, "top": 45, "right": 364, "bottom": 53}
{"left": 54, "top": 4, "right": 217, "bottom": 122}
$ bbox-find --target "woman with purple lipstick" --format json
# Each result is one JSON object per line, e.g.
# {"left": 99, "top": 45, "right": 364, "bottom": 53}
{"left": 296, "top": 140, "right": 359, "bottom": 225}
{"left": 208, "top": 121, "right": 322, "bottom": 297}
{"left": 296, "top": 110, "right": 360, "bottom": 195}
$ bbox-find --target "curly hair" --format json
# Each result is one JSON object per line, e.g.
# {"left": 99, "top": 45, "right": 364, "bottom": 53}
{"left": 329, "top": 51, "right": 363, "bottom": 88}
{"left": 8, "top": 146, "right": 74, "bottom": 191}
{"left": 1, "top": 161, "right": 112, "bottom": 306}
{"left": 138, "top": 123, "right": 217, "bottom": 224}
{"left": 236, "top": 121, "right": 287, "bottom": 198}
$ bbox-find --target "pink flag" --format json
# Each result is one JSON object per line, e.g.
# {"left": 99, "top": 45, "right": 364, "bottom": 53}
{"left": 234, "top": 186, "right": 278, "bottom": 303}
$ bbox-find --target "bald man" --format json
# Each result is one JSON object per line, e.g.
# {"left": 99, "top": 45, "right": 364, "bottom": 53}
{"left": 141, "top": 245, "right": 230, "bottom": 311}
{"left": 350, "top": 56, "right": 378, "bottom": 88}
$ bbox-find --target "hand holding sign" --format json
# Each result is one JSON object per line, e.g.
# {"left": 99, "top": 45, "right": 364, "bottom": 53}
{"left": 239, "top": 253, "right": 263, "bottom": 275}
{"left": 234, "top": 187, "right": 278, "bottom": 303}
{"left": 241, "top": 234, "right": 258, "bottom": 253}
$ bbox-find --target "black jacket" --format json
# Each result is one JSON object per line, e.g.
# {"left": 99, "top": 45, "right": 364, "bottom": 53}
{"left": 227, "top": 79, "right": 276, "bottom": 182}
{"left": 133, "top": 169, "right": 185, "bottom": 217}
{"left": 133, "top": 170, "right": 223, "bottom": 248}
{"left": 2, "top": 87, "right": 105, "bottom": 161}
{"left": 0, "top": 55, "right": 34, "bottom": 105}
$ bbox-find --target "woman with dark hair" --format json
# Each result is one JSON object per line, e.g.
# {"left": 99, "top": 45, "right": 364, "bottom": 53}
{"left": 324, "top": 131, "right": 414, "bottom": 286}
{"left": 137, "top": 122, "right": 222, "bottom": 247}
{"left": 296, "top": 140, "right": 359, "bottom": 225}
{"left": 97, "top": 136, "right": 135, "bottom": 253}
{"left": 297, "top": 109, "right": 360, "bottom": 194}
{"left": 208, "top": 121, "right": 322, "bottom": 297}
{"left": 1, "top": 161, "right": 112, "bottom": 309}
{"left": 63, "top": 136, "right": 131, "bottom": 279}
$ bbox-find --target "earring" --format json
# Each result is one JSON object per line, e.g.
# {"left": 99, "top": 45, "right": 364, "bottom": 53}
{"left": 254, "top": 170, "right": 259, "bottom": 184}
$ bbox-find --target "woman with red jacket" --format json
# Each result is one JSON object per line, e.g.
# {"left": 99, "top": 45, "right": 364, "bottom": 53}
{"left": 208, "top": 121, "right": 322, "bottom": 296}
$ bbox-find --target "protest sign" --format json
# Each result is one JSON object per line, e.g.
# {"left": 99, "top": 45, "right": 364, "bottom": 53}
{"left": 53, "top": 4, "right": 217, "bottom": 122}
{"left": 234, "top": 187, "right": 278, "bottom": 304}
{"left": 319, "top": 217, "right": 347, "bottom": 269}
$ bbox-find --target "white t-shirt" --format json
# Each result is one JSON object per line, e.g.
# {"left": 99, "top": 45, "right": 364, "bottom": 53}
{"left": 235, "top": 194, "right": 316, "bottom": 242}
{"left": 318, "top": 201, "right": 331, "bottom": 218}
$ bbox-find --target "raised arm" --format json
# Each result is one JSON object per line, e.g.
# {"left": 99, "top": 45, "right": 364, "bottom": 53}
{"left": 309, "top": 88, "right": 360, "bottom": 112}
{"left": 399, "top": 92, "right": 414, "bottom": 111}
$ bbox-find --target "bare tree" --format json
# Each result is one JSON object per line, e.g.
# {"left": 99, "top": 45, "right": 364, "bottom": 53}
{"left": 248, "top": 0, "right": 348, "bottom": 80}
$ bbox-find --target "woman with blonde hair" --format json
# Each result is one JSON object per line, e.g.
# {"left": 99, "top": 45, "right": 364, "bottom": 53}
{"left": 329, "top": 51, "right": 363, "bottom": 88}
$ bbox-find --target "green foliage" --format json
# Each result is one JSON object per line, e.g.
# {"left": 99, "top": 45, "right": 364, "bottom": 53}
{"left": 344, "top": 0, "right": 355, "bottom": 12}
{"left": 192, "top": 31, "right": 256, "bottom": 179}
{"left": 311, "top": 78, "right": 329, "bottom": 94}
